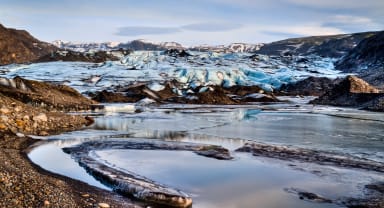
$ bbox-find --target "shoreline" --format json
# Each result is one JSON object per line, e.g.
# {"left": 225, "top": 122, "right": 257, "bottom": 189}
{"left": 0, "top": 133, "right": 142, "bottom": 208}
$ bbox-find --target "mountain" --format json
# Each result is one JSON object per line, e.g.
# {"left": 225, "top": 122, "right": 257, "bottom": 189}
{"left": 335, "top": 31, "right": 384, "bottom": 87}
{"left": 0, "top": 24, "right": 57, "bottom": 65}
{"left": 52, "top": 39, "right": 185, "bottom": 52}
{"left": 257, "top": 31, "right": 378, "bottom": 58}
{"left": 53, "top": 40, "right": 264, "bottom": 53}
{"left": 189, "top": 43, "right": 264, "bottom": 53}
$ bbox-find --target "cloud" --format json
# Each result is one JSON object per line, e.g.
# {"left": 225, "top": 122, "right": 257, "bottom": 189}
{"left": 182, "top": 22, "right": 243, "bottom": 32}
{"left": 115, "top": 22, "right": 243, "bottom": 37}
{"left": 115, "top": 26, "right": 181, "bottom": 36}
{"left": 284, "top": 0, "right": 384, "bottom": 9}
{"left": 322, "top": 15, "right": 381, "bottom": 32}
{"left": 261, "top": 31, "right": 303, "bottom": 39}
{"left": 263, "top": 24, "right": 345, "bottom": 38}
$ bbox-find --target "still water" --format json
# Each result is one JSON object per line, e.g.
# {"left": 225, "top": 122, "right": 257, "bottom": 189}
{"left": 29, "top": 103, "right": 384, "bottom": 208}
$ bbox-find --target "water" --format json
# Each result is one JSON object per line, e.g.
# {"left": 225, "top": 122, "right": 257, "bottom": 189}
{"left": 29, "top": 104, "right": 384, "bottom": 208}
{"left": 6, "top": 59, "right": 381, "bottom": 207}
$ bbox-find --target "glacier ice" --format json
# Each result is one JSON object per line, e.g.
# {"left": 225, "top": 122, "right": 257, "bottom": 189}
{"left": 2, "top": 51, "right": 344, "bottom": 95}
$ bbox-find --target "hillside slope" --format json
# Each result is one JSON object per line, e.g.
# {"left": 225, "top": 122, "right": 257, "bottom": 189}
{"left": 0, "top": 24, "right": 57, "bottom": 65}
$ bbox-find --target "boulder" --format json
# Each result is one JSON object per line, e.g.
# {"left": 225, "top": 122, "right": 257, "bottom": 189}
{"left": 311, "top": 75, "right": 383, "bottom": 108}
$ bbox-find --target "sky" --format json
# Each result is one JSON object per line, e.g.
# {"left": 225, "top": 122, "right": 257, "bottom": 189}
{"left": 1, "top": 0, "right": 383, "bottom": 46}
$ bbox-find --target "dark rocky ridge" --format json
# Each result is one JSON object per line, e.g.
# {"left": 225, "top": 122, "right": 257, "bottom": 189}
{"left": 257, "top": 31, "right": 378, "bottom": 58}
{"left": 335, "top": 31, "right": 384, "bottom": 87}
{"left": 278, "top": 77, "right": 340, "bottom": 96}
{"left": 36, "top": 50, "right": 125, "bottom": 63}
{"left": 0, "top": 24, "right": 57, "bottom": 65}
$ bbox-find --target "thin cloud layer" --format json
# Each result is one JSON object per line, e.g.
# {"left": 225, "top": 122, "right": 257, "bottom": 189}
{"left": 182, "top": 23, "right": 243, "bottom": 32}
{"left": 116, "top": 26, "right": 181, "bottom": 36}
{"left": 0, "top": 0, "right": 382, "bottom": 44}
{"left": 116, "top": 22, "right": 243, "bottom": 37}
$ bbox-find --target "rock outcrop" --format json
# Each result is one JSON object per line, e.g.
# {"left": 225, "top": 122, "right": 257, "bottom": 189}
{"left": 278, "top": 77, "right": 339, "bottom": 96}
{"left": 0, "top": 24, "right": 57, "bottom": 65}
{"left": 311, "top": 75, "right": 384, "bottom": 110}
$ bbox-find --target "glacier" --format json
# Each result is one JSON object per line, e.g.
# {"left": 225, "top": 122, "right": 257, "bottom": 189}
{"left": 1, "top": 51, "right": 344, "bottom": 95}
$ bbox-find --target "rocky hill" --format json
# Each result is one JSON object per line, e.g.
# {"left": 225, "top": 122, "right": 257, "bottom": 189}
{"left": 0, "top": 24, "right": 57, "bottom": 65}
{"left": 257, "top": 32, "right": 378, "bottom": 58}
{"left": 335, "top": 31, "right": 384, "bottom": 87}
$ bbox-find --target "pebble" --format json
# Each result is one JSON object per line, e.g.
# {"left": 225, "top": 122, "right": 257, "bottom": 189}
{"left": 0, "top": 107, "right": 10, "bottom": 114}
{"left": 33, "top": 113, "right": 48, "bottom": 122}
{"left": 98, "top": 202, "right": 110, "bottom": 208}
{"left": 1, "top": 115, "right": 9, "bottom": 122}
{"left": 44, "top": 200, "right": 50, "bottom": 206}
{"left": 16, "top": 133, "right": 25, "bottom": 137}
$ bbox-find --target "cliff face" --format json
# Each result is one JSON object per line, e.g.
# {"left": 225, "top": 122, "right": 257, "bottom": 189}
{"left": 0, "top": 24, "right": 57, "bottom": 65}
